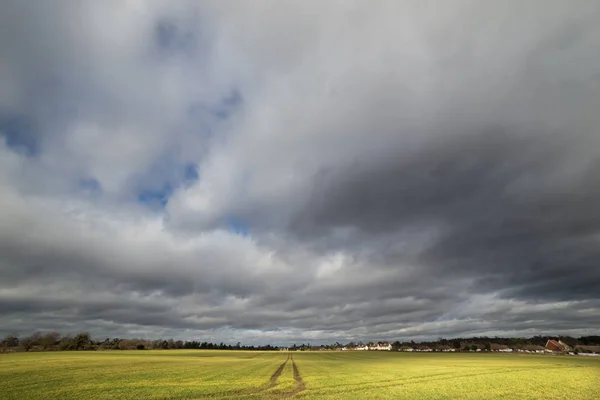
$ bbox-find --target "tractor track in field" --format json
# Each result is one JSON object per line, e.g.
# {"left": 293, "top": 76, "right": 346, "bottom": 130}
{"left": 282, "top": 354, "right": 306, "bottom": 398}
{"left": 214, "top": 353, "right": 306, "bottom": 399}
{"left": 267, "top": 353, "right": 290, "bottom": 389}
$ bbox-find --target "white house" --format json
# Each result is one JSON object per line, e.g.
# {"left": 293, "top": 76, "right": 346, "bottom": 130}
{"left": 370, "top": 342, "right": 392, "bottom": 351}
{"left": 415, "top": 347, "right": 433, "bottom": 352}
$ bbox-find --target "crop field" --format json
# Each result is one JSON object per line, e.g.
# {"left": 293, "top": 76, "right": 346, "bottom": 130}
{"left": 1, "top": 350, "right": 599, "bottom": 399}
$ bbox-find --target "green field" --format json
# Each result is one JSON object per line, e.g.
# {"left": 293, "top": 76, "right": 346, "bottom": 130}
{"left": 1, "top": 350, "right": 599, "bottom": 399}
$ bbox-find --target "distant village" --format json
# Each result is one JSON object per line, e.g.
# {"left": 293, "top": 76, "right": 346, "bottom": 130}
{"left": 279, "top": 336, "right": 600, "bottom": 356}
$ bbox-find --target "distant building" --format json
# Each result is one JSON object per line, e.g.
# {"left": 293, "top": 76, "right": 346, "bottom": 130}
{"left": 415, "top": 346, "right": 433, "bottom": 352}
{"left": 370, "top": 342, "right": 392, "bottom": 351}
{"left": 521, "top": 344, "right": 546, "bottom": 353}
{"left": 435, "top": 345, "right": 456, "bottom": 352}
{"left": 577, "top": 345, "right": 600, "bottom": 354}
{"left": 490, "top": 344, "right": 513, "bottom": 352}
{"left": 545, "top": 339, "right": 570, "bottom": 352}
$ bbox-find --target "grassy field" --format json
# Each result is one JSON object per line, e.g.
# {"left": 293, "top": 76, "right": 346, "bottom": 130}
{"left": 1, "top": 350, "right": 599, "bottom": 399}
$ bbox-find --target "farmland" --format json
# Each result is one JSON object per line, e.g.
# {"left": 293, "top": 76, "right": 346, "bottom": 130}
{"left": 1, "top": 350, "right": 599, "bottom": 399}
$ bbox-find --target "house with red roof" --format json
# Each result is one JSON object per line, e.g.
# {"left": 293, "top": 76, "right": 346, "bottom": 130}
{"left": 545, "top": 339, "right": 570, "bottom": 352}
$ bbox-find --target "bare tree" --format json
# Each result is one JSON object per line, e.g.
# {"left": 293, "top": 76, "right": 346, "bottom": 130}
{"left": 2, "top": 334, "right": 19, "bottom": 350}
{"left": 74, "top": 332, "right": 91, "bottom": 350}
{"left": 40, "top": 332, "right": 60, "bottom": 350}
{"left": 19, "top": 335, "right": 34, "bottom": 352}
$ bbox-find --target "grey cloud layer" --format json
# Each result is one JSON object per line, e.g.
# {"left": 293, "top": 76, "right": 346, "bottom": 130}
{"left": 1, "top": 0, "right": 599, "bottom": 343}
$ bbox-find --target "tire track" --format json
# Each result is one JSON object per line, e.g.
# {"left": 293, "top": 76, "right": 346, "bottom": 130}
{"left": 212, "top": 353, "right": 300, "bottom": 399}
{"left": 218, "top": 354, "right": 290, "bottom": 398}
{"left": 267, "top": 353, "right": 290, "bottom": 389}
{"left": 283, "top": 353, "right": 306, "bottom": 397}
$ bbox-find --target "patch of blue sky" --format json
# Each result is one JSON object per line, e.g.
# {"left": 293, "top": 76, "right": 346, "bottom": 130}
{"left": 79, "top": 178, "right": 102, "bottom": 196}
{"left": 135, "top": 161, "right": 199, "bottom": 209}
{"left": 154, "top": 18, "right": 197, "bottom": 57}
{"left": 183, "top": 162, "right": 199, "bottom": 182}
{"left": 137, "top": 183, "right": 173, "bottom": 208}
{"left": 187, "top": 89, "right": 244, "bottom": 123}
{"left": 224, "top": 215, "right": 250, "bottom": 236}
{"left": 0, "top": 113, "right": 39, "bottom": 157}
{"left": 211, "top": 90, "right": 243, "bottom": 120}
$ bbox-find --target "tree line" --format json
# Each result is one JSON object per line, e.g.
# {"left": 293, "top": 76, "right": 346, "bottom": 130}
{"left": 412, "top": 335, "right": 600, "bottom": 349}
{"left": 2, "top": 332, "right": 599, "bottom": 353}
{"left": 0, "top": 332, "right": 279, "bottom": 353}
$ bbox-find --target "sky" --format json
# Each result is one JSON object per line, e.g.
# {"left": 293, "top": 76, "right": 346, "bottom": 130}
{"left": 1, "top": 0, "right": 600, "bottom": 345}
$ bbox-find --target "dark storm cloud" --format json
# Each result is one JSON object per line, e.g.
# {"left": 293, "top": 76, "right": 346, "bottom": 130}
{"left": 293, "top": 125, "right": 600, "bottom": 300}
